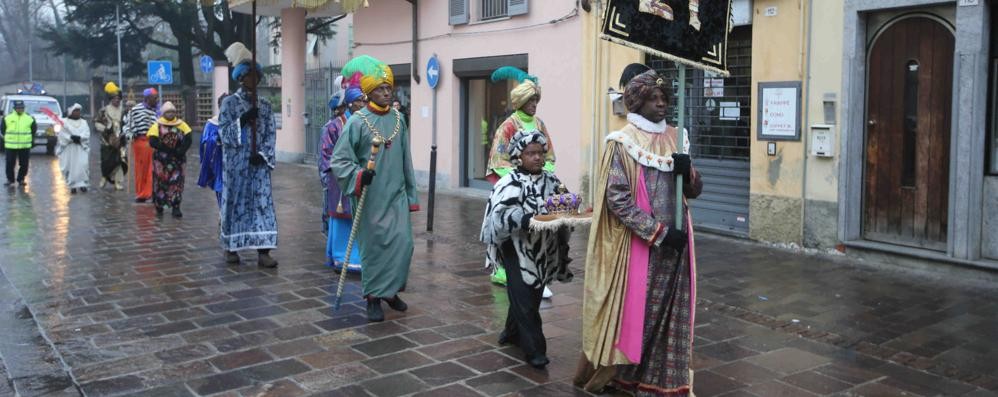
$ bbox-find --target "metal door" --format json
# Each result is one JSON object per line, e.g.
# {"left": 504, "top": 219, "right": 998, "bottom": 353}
{"left": 304, "top": 67, "right": 338, "bottom": 165}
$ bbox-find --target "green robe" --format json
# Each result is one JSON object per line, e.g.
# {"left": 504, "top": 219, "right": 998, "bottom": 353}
{"left": 331, "top": 107, "right": 419, "bottom": 298}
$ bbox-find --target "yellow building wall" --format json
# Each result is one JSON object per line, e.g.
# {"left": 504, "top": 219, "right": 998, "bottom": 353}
{"left": 749, "top": 0, "right": 807, "bottom": 243}
{"left": 579, "top": 4, "right": 642, "bottom": 203}
{"left": 801, "top": 0, "right": 844, "bottom": 247}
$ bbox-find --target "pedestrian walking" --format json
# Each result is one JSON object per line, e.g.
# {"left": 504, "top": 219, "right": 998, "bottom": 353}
{"left": 125, "top": 88, "right": 159, "bottom": 202}
{"left": 217, "top": 42, "right": 279, "bottom": 268}
{"left": 331, "top": 55, "right": 419, "bottom": 323}
{"left": 480, "top": 129, "right": 576, "bottom": 369}
{"left": 574, "top": 70, "right": 703, "bottom": 396}
{"left": 147, "top": 101, "right": 192, "bottom": 218}
{"left": 57, "top": 103, "right": 90, "bottom": 194}
{"left": 1, "top": 100, "right": 36, "bottom": 186}
{"left": 94, "top": 82, "right": 127, "bottom": 191}
{"left": 486, "top": 66, "right": 559, "bottom": 299}
{"left": 319, "top": 85, "right": 364, "bottom": 273}
{"left": 197, "top": 93, "right": 227, "bottom": 207}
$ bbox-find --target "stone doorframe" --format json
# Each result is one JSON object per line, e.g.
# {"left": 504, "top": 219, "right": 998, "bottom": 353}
{"left": 839, "top": 0, "right": 990, "bottom": 262}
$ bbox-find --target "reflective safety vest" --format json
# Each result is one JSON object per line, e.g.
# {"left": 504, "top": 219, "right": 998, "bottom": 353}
{"left": 3, "top": 113, "right": 35, "bottom": 149}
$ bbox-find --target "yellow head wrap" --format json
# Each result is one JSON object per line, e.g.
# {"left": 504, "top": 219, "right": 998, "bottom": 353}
{"left": 360, "top": 63, "right": 394, "bottom": 95}
{"left": 510, "top": 80, "right": 541, "bottom": 110}
{"left": 104, "top": 81, "right": 121, "bottom": 96}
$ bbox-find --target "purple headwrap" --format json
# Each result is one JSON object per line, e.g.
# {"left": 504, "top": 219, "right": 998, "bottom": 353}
{"left": 624, "top": 70, "right": 671, "bottom": 113}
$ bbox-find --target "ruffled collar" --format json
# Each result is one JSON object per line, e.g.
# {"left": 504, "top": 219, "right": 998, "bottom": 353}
{"left": 627, "top": 113, "right": 668, "bottom": 134}
{"left": 158, "top": 117, "right": 183, "bottom": 127}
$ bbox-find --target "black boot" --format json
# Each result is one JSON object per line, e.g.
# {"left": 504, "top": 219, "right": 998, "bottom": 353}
{"left": 385, "top": 295, "right": 408, "bottom": 312}
{"left": 171, "top": 206, "right": 183, "bottom": 218}
{"left": 366, "top": 298, "right": 384, "bottom": 322}
{"left": 155, "top": 206, "right": 164, "bottom": 217}
{"left": 527, "top": 354, "right": 550, "bottom": 369}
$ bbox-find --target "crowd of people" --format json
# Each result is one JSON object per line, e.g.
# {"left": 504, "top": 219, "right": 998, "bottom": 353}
{"left": 1, "top": 45, "right": 702, "bottom": 394}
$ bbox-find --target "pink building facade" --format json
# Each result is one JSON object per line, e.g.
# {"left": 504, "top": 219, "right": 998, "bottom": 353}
{"left": 353, "top": 0, "right": 584, "bottom": 192}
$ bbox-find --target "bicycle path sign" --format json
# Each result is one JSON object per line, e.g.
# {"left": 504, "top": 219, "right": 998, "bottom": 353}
{"left": 148, "top": 61, "right": 173, "bottom": 85}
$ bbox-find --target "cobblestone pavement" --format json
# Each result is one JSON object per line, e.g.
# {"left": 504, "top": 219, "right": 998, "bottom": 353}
{"left": 0, "top": 147, "right": 997, "bottom": 397}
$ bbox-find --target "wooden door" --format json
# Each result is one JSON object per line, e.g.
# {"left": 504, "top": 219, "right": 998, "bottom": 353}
{"left": 864, "top": 16, "right": 953, "bottom": 250}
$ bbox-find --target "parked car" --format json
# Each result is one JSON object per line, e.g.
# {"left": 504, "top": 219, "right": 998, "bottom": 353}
{"left": 0, "top": 94, "right": 63, "bottom": 155}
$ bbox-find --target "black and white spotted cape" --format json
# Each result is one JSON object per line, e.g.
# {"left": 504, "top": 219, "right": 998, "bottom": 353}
{"left": 480, "top": 169, "right": 571, "bottom": 289}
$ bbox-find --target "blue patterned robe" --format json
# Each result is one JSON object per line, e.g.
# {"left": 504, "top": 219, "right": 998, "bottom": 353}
{"left": 217, "top": 90, "right": 278, "bottom": 251}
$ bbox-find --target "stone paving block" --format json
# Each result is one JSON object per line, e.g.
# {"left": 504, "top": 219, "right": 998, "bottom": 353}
{"left": 187, "top": 371, "right": 253, "bottom": 395}
{"left": 74, "top": 353, "right": 161, "bottom": 383}
{"left": 282, "top": 299, "right": 326, "bottom": 311}
{"left": 434, "top": 323, "right": 487, "bottom": 339}
{"left": 210, "top": 348, "right": 274, "bottom": 371}
{"left": 143, "top": 320, "right": 197, "bottom": 337}
{"left": 411, "top": 383, "right": 484, "bottom": 397}
{"left": 465, "top": 371, "right": 535, "bottom": 397}
{"left": 229, "top": 318, "right": 282, "bottom": 334}
{"left": 355, "top": 322, "right": 411, "bottom": 339}
{"left": 394, "top": 315, "right": 446, "bottom": 330}
{"left": 293, "top": 363, "right": 378, "bottom": 392}
{"left": 814, "top": 362, "right": 884, "bottom": 385}
{"left": 309, "top": 384, "right": 374, "bottom": 397}
{"left": 352, "top": 336, "right": 417, "bottom": 358}
{"left": 315, "top": 315, "right": 369, "bottom": 332}
{"left": 698, "top": 341, "right": 761, "bottom": 363}
{"left": 155, "top": 343, "right": 215, "bottom": 364}
{"left": 267, "top": 338, "right": 325, "bottom": 359}
{"left": 782, "top": 370, "right": 852, "bottom": 395}
{"left": 363, "top": 350, "right": 435, "bottom": 375}
{"left": 273, "top": 323, "right": 323, "bottom": 341}
{"left": 193, "top": 313, "right": 243, "bottom": 328}
{"left": 403, "top": 329, "right": 448, "bottom": 346}
{"left": 360, "top": 372, "right": 430, "bottom": 397}
{"left": 417, "top": 338, "right": 493, "bottom": 361}
{"left": 141, "top": 384, "right": 198, "bottom": 397}
{"left": 238, "top": 379, "right": 309, "bottom": 397}
{"left": 300, "top": 348, "right": 367, "bottom": 370}
{"left": 122, "top": 301, "right": 189, "bottom": 317}
{"left": 745, "top": 380, "right": 818, "bottom": 397}
{"left": 744, "top": 348, "right": 832, "bottom": 374}
{"left": 510, "top": 382, "right": 590, "bottom": 397}
{"left": 712, "top": 361, "right": 780, "bottom": 386}
{"left": 182, "top": 326, "right": 238, "bottom": 344}
{"left": 205, "top": 297, "right": 269, "bottom": 314}
{"left": 80, "top": 374, "right": 146, "bottom": 396}
{"left": 213, "top": 331, "right": 275, "bottom": 353}
{"left": 458, "top": 351, "right": 522, "bottom": 373}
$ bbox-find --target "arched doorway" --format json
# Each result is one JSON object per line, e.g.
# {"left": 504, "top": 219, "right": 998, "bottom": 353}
{"left": 863, "top": 14, "right": 954, "bottom": 250}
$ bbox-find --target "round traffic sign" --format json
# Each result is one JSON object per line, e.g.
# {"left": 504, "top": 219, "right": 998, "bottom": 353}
{"left": 426, "top": 55, "right": 441, "bottom": 90}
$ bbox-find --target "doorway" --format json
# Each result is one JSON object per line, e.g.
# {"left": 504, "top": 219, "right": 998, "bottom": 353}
{"left": 863, "top": 14, "right": 954, "bottom": 250}
{"left": 462, "top": 77, "right": 514, "bottom": 190}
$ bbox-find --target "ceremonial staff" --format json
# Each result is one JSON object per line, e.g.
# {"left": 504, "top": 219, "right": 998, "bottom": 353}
{"left": 333, "top": 136, "right": 384, "bottom": 310}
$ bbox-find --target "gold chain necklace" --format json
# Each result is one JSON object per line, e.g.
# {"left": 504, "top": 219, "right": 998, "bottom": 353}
{"left": 358, "top": 108, "right": 402, "bottom": 146}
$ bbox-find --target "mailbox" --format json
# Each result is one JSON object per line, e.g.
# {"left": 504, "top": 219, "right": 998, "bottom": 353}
{"left": 810, "top": 124, "right": 835, "bottom": 158}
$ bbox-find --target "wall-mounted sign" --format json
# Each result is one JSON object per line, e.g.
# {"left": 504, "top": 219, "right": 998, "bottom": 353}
{"left": 757, "top": 81, "right": 802, "bottom": 141}
{"left": 704, "top": 78, "right": 724, "bottom": 97}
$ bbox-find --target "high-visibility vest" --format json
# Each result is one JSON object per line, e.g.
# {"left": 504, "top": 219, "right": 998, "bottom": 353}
{"left": 3, "top": 113, "right": 35, "bottom": 149}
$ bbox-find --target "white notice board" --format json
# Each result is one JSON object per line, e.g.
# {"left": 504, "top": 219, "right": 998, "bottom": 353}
{"left": 757, "top": 81, "right": 802, "bottom": 141}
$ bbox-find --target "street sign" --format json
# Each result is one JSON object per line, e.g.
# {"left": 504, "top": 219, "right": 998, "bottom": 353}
{"left": 147, "top": 60, "right": 173, "bottom": 85}
{"left": 199, "top": 56, "right": 214, "bottom": 74}
{"left": 426, "top": 55, "right": 440, "bottom": 90}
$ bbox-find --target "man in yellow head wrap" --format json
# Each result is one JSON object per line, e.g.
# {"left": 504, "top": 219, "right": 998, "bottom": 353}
{"left": 331, "top": 55, "right": 420, "bottom": 323}
{"left": 94, "top": 82, "right": 127, "bottom": 190}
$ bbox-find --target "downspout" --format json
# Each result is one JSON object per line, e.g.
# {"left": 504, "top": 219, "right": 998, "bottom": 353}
{"left": 411, "top": 0, "right": 421, "bottom": 84}
{"left": 800, "top": 0, "right": 813, "bottom": 246}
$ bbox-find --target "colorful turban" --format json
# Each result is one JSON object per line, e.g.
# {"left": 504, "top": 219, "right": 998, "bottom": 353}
{"left": 508, "top": 129, "right": 548, "bottom": 165}
{"left": 510, "top": 80, "right": 541, "bottom": 110}
{"left": 624, "top": 70, "right": 670, "bottom": 113}
{"left": 344, "top": 87, "right": 365, "bottom": 103}
{"left": 104, "top": 82, "right": 121, "bottom": 98}
{"left": 328, "top": 90, "right": 346, "bottom": 110}
{"left": 143, "top": 87, "right": 158, "bottom": 97}
{"left": 343, "top": 55, "right": 394, "bottom": 95}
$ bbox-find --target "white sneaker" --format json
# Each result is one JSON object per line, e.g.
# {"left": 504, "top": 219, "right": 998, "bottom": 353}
{"left": 542, "top": 286, "right": 554, "bottom": 299}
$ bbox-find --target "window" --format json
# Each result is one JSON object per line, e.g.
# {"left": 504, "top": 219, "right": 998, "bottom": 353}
{"left": 450, "top": 0, "right": 528, "bottom": 25}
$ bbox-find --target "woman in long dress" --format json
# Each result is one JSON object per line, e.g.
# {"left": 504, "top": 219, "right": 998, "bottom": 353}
{"left": 58, "top": 103, "right": 91, "bottom": 194}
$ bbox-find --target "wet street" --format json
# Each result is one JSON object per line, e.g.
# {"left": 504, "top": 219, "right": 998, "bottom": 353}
{"left": 0, "top": 147, "right": 997, "bottom": 397}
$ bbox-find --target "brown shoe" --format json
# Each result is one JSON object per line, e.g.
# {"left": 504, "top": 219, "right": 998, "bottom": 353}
{"left": 258, "top": 252, "right": 278, "bottom": 268}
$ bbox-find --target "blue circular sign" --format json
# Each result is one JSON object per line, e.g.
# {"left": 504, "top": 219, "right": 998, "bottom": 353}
{"left": 200, "top": 56, "right": 214, "bottom": 74}
{"left": 426, "top": 55, "right": 440, "bottom": 90}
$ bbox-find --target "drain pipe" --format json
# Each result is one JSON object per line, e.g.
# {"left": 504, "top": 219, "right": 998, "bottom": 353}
{"left": 800, "top": 0, "right": 814, "bottom": 246}
{"left": 588, "top": 1, "right": 602, "bottom": 205}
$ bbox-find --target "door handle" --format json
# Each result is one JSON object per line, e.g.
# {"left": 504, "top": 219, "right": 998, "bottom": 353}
{"left": 868, "top": 119, "right": 876, "bottom": 126}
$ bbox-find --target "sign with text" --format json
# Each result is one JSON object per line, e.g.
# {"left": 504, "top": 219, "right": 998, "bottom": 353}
{"left": 757, "top": 81, "right": 801, "bottom": 141}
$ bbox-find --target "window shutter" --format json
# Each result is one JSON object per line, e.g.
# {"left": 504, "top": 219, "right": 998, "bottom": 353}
{"left": 508, "top": 0, "right": 528, "bottom": 16}
{"left": 449, "top": 0, "right": 469, "bottom": 25}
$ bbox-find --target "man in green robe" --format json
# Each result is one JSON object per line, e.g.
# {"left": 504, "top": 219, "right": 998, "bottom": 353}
{"left": 331, "top": 57, "right": 420, "bottom": 322}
